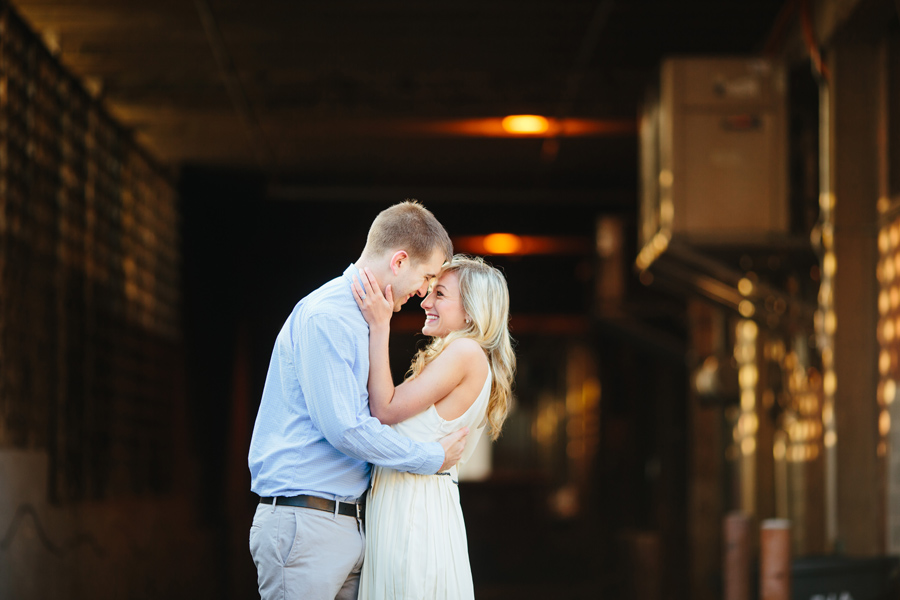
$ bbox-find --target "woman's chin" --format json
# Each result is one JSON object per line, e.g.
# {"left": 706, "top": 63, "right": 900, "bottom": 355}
{"left": 421, "top": 324, "right": 443, "bottom": 338}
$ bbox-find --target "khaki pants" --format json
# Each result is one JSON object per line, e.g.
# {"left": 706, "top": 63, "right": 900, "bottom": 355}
{"left": 249, "top": 503, "right": 365, "bottom": 600}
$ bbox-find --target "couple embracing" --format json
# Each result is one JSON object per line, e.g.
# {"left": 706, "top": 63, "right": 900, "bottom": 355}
{"left": 248, "top": 200, "right": 516, "bottom": 599}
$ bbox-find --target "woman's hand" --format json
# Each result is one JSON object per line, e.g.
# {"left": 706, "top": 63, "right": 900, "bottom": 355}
{"left": 352, "top": 267, "right": 394, "bottom": 331}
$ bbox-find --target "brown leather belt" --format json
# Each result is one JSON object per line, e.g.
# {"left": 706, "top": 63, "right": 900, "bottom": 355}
{"left": 259, "top": 495, "right": 364, "bottom": 519}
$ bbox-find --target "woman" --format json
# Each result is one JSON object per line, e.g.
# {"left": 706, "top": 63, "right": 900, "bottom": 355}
{"left": 352, "top": 254, "right": 515, "bottom": 599}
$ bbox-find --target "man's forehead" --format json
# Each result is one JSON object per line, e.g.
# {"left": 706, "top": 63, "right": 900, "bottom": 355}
{"left": 424, "top": 259, "right": 444, "bottom": 277}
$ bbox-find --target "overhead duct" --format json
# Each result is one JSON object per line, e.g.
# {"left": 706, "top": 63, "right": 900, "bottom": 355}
{"left": 638, "top": 56, "right": 789, "bottom": 263}
{"left": 634, "top": 56, "right": 810, "bottom": 322}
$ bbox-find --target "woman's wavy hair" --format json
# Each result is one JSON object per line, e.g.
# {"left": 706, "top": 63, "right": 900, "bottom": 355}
{"left": 406, "top": 255, "right": 516, "bottom": 440}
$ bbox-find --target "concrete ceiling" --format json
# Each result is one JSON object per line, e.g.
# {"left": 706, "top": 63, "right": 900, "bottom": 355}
{"left": 8, "top": 0, "right": 786, "bottom": 189}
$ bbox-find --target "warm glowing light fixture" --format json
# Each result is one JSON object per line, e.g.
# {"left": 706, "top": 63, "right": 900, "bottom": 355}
{"left": 483, "top": 233, "right": 523, "bottom": 254}
{"left": 501, "top": 114, "right": 549, "bottom": 135}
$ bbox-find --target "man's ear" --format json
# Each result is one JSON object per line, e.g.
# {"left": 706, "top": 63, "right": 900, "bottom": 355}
{"left": 389, "top": 250, "right": 409, "bottom": 275}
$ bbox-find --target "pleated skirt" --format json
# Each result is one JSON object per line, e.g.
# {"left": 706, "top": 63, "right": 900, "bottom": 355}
{"left": 357, "top": 466, "right": 474, "bottom": 600}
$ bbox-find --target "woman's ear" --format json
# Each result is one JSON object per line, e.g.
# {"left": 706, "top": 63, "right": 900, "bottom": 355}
{"left": 389, "top": 250, "right": 409, "bottom": 275}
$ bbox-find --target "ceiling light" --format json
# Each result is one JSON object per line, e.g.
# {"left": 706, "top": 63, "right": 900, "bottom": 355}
{"left": 501, "top": 115, "right": 549, "bottom": 135}
{"left": 483, "top": 233, "right": 523, "bottom": 254}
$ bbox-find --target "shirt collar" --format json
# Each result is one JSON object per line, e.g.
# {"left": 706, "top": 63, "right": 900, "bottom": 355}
{"left": 341, "top": 264, "right": 368, "bottom": 323}
{"left": 342, "top": 263, "right": 358, "bottom": 285}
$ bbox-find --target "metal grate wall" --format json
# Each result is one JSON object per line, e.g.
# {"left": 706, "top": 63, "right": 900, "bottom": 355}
{"left": 0, "top": 2, "right": 181, "bottom": 503}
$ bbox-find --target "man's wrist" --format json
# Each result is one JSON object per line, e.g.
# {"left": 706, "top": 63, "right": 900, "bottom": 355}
{"left": 425, "top": 442, "right": 445, "bottom": 475}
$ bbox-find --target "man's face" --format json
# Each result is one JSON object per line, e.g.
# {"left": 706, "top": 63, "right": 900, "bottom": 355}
{"left": 390, "top": 248, "right": 445, "bottom": 312}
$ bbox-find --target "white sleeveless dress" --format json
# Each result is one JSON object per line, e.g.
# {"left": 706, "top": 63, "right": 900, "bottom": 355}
{"left": 357, "top": 368, "right": 492, "bottom": 600}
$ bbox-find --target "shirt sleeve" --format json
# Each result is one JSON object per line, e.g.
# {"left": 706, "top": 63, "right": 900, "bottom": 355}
{"left": 296, "top": 312, "right": 444, "bottom": 475}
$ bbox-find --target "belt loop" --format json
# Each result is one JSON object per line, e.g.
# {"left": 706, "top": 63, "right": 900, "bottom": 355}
{"left": 271, "top": 497, "right": 277, "bottom": 513}
{"left": 333, "top": 499, "right": 339, "bottom": 520}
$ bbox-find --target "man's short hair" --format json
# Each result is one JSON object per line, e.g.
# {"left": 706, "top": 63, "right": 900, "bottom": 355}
{"left": 365, "top": 200, "right": 453, "bottom": 264}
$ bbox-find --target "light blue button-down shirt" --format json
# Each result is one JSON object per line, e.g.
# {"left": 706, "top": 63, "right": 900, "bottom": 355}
{"left": 248, "top": 265, "right": 444, "bottom": 501}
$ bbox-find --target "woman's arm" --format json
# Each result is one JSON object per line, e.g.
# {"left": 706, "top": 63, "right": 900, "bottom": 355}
{"left": 352, "top": 268, "right": 481, "bottom": 424}
{"left": 384, "top": 341, "right": 484, "bottom": 423}
{"left": 351, "top": 267, "right": 398, "bottom": 413}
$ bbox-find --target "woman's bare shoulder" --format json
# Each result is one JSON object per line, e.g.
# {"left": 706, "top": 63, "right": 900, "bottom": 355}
{"left": 441, "top": 337, "right": 488, "bottom": 371}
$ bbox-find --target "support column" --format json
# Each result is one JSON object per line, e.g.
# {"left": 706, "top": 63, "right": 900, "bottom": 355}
{"left": 830, "top": 36, "right": 881, "bottom": 555}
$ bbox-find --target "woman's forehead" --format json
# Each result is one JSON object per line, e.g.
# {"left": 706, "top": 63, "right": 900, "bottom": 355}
{"left": 435, "top": 270, "right": 460, "bottom": 287}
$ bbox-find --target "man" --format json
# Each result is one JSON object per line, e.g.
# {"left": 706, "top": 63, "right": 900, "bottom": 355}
{"left": 248, "top": 200, "right": 468, "bottom": 600}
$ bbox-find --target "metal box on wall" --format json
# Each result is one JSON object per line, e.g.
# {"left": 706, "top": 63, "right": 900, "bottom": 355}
{"left": 639, "top": 56, "right": 789, "bottom": 255}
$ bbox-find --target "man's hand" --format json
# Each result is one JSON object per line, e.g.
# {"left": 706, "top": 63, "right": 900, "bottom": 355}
{"left": 437, "top": 427, "right": 469, "bottom": 472}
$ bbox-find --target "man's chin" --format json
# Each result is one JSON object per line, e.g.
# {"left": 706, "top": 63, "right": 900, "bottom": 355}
{"left": 393, "top": 294, "right": 413, "bottom": 312}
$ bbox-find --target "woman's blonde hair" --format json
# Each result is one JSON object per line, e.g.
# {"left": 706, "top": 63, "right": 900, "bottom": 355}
{"left": 406, "top": 255, "right": 516, "bottom": 440}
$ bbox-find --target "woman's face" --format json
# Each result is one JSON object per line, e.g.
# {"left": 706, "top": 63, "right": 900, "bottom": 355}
{"left": 420, "top": 271, "right": 468, "bottom": 338}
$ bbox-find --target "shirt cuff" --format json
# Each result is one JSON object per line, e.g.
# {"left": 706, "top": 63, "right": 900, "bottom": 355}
{"left": 417, "top": 441, "right": 445, "bottom": 475}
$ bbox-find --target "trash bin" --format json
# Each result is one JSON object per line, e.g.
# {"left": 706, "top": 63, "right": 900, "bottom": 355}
{"left": 792, "top": 555, "right": 900, "bottom": 600}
